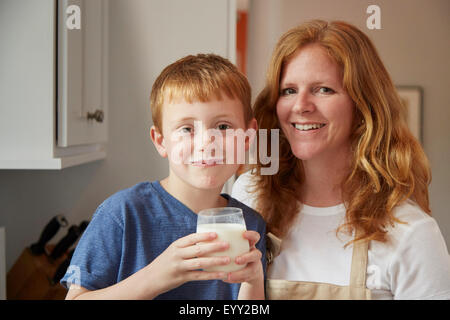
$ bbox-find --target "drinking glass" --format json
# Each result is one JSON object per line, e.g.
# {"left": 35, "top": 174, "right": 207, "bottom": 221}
{"left": 196, "top": 207, "right": 249, "bottom": 272}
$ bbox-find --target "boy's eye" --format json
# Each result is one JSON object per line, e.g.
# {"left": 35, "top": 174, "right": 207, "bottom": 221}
{"left": 280, "top": 88, "right": 296, "bottom": 96}
{"left": 180, "top": 127, "right": 192, "bottom": 133}
{"left": 217, "top": 124, "right": 231, "bottom": 130}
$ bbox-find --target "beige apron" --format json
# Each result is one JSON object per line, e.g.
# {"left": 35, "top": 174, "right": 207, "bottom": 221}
{"left": 265, "top": 232, "right": 372, "bottom": 300}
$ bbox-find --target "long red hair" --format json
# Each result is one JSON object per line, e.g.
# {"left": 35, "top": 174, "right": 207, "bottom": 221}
{"left": 250, "top": 20, "right": 431, "bottom": 245}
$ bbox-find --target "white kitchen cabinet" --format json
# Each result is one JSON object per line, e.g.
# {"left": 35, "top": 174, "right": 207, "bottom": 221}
{"left": 58, "top": 0, "right": 108, "bottom": 148}
{"left": 0, "top": 0, "right": 108, "bottom": 169}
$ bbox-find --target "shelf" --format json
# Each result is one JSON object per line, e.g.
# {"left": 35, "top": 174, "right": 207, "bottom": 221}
{"left": 0, "top": 150, "right": 106, "bottom": 170}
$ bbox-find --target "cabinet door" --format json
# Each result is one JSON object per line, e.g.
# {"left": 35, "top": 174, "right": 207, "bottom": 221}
{"left": 57, "top": 0, "right": 108, "bottom": 147}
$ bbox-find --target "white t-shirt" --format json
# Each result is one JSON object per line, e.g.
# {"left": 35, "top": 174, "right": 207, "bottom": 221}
{"left": 232, "top": 171, "right": 450, "bottom": 300}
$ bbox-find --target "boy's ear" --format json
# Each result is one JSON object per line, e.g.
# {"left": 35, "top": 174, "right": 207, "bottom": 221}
{"left": 150, "top": 125, "right": 167, "bottom": 158}
{"left": 245, "top": 118, "right": 258, "bottom": 151}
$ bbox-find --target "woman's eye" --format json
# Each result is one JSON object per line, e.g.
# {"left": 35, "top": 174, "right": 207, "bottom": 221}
{"left": 280, "top": 88, "right": 296, "bottom": 96}
{"left": 217, "top": 124, "right": 231, "bottom": 130}
{"left": 317, "top": 87, "right": 334, "bottom": 94}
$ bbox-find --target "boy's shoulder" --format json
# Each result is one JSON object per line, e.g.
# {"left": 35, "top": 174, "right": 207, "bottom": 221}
{"left": 102, "top": 181, "right": 155, "bottom": 206}
{"left": 95, "top": 181, "right": 166, "bottom": 221}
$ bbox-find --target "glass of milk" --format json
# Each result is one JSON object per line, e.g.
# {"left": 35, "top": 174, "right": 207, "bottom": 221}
{"left": 196, "top": 207, "right": 250, "bottom": 272}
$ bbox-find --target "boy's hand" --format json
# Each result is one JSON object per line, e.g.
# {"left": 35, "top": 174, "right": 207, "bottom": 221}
{"left": 145, "top": 232, "right": 230, "bottom": 297}
{"left": 224, "top": 230, "right": 263, "bottom": 284}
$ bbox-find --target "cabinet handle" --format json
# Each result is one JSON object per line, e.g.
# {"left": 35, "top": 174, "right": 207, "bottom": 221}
{"left": 87, "top": 110, "right": 104, "bottom": 123}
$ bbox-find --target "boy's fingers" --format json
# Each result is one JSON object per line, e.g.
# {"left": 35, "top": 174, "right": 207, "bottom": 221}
{"left": 181, "top": 256, "right": 231, "bottom": 271}
{"left": 179, "top": 241, "right": 229, "bottom": 259}
{"left": 224, "top": 265, "right": 253, "bottom": 283}
{"left": 242, "top": 231, "right": 260, "bottom": 247}
{"left": 174, "top": 232, "right": 217, "bottom": 248}
{"left": 224, "top": 260, "right": 263, "bottom": 283}
{"left": 185, "top": 270, "right": 228, "bottom": 282}
{"left": 235, "top": 247, "right": 262, "bottom": 265}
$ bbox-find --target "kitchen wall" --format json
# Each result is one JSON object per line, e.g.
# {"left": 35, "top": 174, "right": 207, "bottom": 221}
{"left": 247, "top": 0, "right": 450, "bottom": 247}
{"left": 0, "top": 0, "right": 231, "bottom": 272}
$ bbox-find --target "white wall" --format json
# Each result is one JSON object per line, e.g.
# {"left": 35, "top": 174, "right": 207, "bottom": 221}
{"left": 247, "top": 0, "right": 450, "bottom": 248}
{"left": 0, "top": 0, "right": 233, "bottom": 272}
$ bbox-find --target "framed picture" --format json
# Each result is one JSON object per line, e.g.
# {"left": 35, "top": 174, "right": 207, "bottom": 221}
{"left": 396, "top": 86, "right": 423, "bottom": 143}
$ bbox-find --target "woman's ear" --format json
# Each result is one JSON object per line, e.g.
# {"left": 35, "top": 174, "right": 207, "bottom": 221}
{"left": 245, "top": 118, "right": 258, "bottom": 151}
{"left": 150, "top": 126, "right": 167, "bottom": 158}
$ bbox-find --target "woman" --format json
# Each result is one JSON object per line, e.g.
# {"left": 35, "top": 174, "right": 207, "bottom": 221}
{"left": 232, "top": 20, "right": 450, "bottom": 300}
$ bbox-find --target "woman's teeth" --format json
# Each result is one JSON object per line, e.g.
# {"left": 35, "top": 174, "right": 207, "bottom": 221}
{"left": 293, "top": 123, "right": 325, "bottom": 131}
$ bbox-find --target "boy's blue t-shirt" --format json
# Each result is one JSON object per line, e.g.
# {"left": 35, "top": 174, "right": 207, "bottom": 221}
{"left": 60, "top": 181, "right": 266, "bottom": 300}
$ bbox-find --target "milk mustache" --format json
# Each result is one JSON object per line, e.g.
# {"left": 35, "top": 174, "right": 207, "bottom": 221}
{"left": 196, "top": 223, "right": 249, "bottom": 272}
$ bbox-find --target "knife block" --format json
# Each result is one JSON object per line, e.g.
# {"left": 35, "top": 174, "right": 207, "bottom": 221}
{"left": 7, "top": 245, "right": 68, "bottom": 300}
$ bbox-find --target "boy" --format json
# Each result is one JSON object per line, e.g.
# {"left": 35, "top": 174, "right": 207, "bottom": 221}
{"left": 61, "top": 54, "right": 266, "bottom": 299}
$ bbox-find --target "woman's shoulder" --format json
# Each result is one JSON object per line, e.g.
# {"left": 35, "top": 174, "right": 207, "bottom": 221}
{"left": 234, "top": 169, "right": 255, "bottom": 185}
{"left": 392, "top": 199, "right": 434, "bottom": 227}
{"left": 387, "top": 199, "right": 441, "bottom": 247}
{"left": 231, "top": 170, "right": 258, "bottom": 209}
{"left": 381, "top": 200, "right": 450, "bottom": 299}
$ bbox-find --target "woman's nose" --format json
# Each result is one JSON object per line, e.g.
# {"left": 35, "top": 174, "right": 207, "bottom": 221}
{"left": 292, "top": 90, "right": 315, "bottom": 114}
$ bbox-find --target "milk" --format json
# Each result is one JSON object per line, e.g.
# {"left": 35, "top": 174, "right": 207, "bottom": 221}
{"left": 196, "top": 223, "right": 250, "bottom": 272}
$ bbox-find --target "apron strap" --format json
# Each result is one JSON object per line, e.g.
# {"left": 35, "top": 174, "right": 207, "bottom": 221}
{"left": 266, "top": 232, "right": 282, "bottom": 265}
{"left": 349, "top": 229, "right": 369, "bottom": 288}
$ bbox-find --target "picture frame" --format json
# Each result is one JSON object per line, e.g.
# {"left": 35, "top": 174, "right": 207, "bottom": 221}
{"left": 396, "top": 86, "right": 423, "bottom": 143}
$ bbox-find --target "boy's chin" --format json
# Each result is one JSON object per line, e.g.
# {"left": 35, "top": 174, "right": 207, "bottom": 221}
{"left": 190, "top": 176, "right": 226, "bottom": 191}
{"left": 170, "top": 165, "right": 238, "bottom": 191}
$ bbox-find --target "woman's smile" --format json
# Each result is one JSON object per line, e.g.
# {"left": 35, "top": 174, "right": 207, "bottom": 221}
{"left": 291, "top": 122, "right": 327, "bottom": 135}
{"left": 292, "top": 123, "right": 326, "bottom": 131}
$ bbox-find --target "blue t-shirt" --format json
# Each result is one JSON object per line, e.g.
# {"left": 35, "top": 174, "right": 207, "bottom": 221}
{"left": 61, "top": 181, "right": 266, "bottom": 300}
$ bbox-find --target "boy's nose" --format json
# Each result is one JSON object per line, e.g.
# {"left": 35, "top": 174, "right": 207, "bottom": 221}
{"left": 192, "top": 128, "right": 224, "bottom": 160}
{"left": 196, "top": 130, "right": 218, "bottom": 152}
{"left": 194, "top": 128, "right": 209, "bottom": 151}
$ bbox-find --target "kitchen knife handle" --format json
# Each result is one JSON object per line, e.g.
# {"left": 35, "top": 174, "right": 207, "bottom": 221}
{"left": 51, "top": 248, "right": 75, "bottom": 285}
{"left": 50, "top": 225, "right": 80, "bottom": 260}
{"left": 78, "top": 220, "right": 89, "bottom": 233}
{"left": 30, "top": 214, "right": 68, "bottom": 255}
